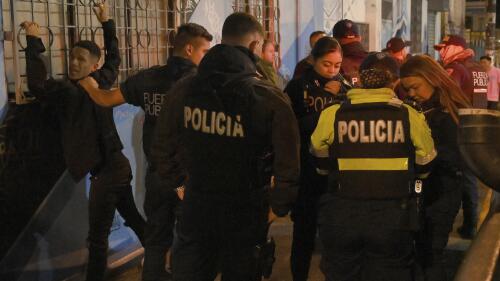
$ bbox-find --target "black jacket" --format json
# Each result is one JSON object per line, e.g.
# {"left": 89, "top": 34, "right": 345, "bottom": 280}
{"left": 119, "top": 56, "right": 196, "bottom": 161}
{"left": 25, "top": 20, "right": 123, "bottom": 181}
{"left": 422, "top": 96, "right": 463, "bottom": 174}
{"left": 151, "top": 44, "right": 300, "bottom": 216}
{"left": 340, "top": 41, "right": 368, "bottom": 87}
{"left": 285, "top": 68, "right": 348, "bottom": 170}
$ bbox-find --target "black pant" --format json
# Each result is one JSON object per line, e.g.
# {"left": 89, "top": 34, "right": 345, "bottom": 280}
{"left": 417, "top": 171, "right": 461, "bottom": 281}
{"left": 488, "top": 101, "right": 498, "bottom": 110}
{"left": 290, "top": 165, "right": 327, "bottom": 281}
{"left": 142, "top": 169, "right": 179, "bottom": 281}
{"left": 85, "top": 152, "right": 145, "bottom": 281}
{"left": 460, "top": 169, "right": 478, "bottom": 232}
{"left": 172, "top": 189, "right": 268, "bottom": 281}
{"left": 318, "top": 194, "right": 415, "bottom": 281}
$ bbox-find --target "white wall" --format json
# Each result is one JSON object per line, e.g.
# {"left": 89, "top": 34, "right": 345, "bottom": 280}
{"left": 365, "top": 0, "right": 382, "bottom": 51}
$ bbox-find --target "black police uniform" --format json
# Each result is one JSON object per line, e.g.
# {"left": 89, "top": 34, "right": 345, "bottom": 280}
{"left": 25, "top": 20, "right": 145, "bottom": 281}
{"left": 416, "top": 95, "right": 466, "bottom": 281}
{"left": 119, "top": 56, "right": 196, "bottom": 281}
{"left": 152, "top": 44, "right": 300, "bottom": 281}
{"left": 311, "top": 88, "right": 436, "bottom": 281}
{"left": 284, "top": 68, "right": 348, "bottom": 281}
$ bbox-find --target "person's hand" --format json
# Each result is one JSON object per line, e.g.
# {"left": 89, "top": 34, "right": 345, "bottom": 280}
{"left": 175, "top": 186, "right": 185, "bottom": 200}
{"left": 21, "top": 21, "right": 40, "bottom": 37}
{"left": 93, "top": 0, "right": 109, "bottom": 23}
{"left": 324, "top": 80, "right": 341, "bottom": 95}
{"left": 78, "top": 76, "right": 99, "bottom": 90}
{"left": 270, "top": 176, "right": 275, "bottom": 189}
{"left": 268, "top": 207, "right": 277, "bottom": 223}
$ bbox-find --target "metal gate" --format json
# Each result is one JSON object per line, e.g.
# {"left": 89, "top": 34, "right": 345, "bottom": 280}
{"left": 232, "top": 0, "right": 281, "bottom": 67}
{"left": 2, "top": 0, "right": 200, "bottom": 104}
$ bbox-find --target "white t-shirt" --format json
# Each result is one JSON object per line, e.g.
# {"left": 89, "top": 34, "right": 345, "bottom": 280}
{"left": 487, "top": 66, "right": 500, "bottom": 102}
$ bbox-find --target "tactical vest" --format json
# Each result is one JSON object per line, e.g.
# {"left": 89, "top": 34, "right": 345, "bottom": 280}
{"left": 181, "top": 76, "right": 272, "bottom": 196}
{"left": 462, "top": 61, "right": 489, "bottom": 109}
{"left": 330, "top": 101, "right": 415, "bottom": 199}
{"left": 302, "top": 79, "right": 336, "bottom": 119}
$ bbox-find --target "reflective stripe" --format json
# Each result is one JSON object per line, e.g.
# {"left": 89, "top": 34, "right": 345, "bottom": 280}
{"left": 416, "top": 148, "right": 437, "bottom": 165}
{"left": 316, "top": 168, "right": 329, "bottom": 175}
{"left": 338, "top": 158, "right": 409, "bottom": 171}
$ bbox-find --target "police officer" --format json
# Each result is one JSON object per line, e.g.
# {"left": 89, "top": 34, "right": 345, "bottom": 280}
{"left": 22, "top": 3, "right": 145, "bottom": 281}
{"left": 434, "top": 35, "right": 486, "bottom": 239}
{"left": 400, "top": 55, "right": 473, "bottom": 281}
{"left": 310, "top": 52, "right": 436, "bottom": 281}
{"left": 332, "top": 19, "right": 368, "bottom": 87}
{"left": 152, "top": 12, "right": 300, "bottom": 280}
{"left": 284, "top": 36, "right": 348, "bottom": 281}
{"left": 79, "top": 23, "right": 212, "bottom": 281}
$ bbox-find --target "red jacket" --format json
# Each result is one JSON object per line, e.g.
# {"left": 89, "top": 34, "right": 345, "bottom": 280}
{"left": 443, "top": 49, "right": 488, "bottom": 108}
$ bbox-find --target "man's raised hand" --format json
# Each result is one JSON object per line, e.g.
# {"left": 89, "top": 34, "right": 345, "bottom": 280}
{"left": 92, "top": 0, "right": 109, "bottom": 23}
{"left": 21, "top": 21, "right": 40, "bottom": 37}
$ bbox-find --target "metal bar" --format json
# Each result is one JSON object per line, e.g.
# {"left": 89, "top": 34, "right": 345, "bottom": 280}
{"left": 30, "top": 0, "right": 35, "bottom": 21}
{"left": 62, "top": 0, "right": 69, "bottom": 75}
{"left": 454, "top": 211, "right": 500, "bottom": 281}
{"left": 46, "top": 0, "right": 53, "bottom": 76}
{"left": 154, "top": 0, "right": 159, "bottom": 65}
{"left": 145, "top": 1, "right": 149, "bottom": 67}
{"left": 126, "top": 0, "right": 133, "bottom": 75}
{"left": 134, "top": 1, "right": 139, "bottom": 69}
{"left": 9, "top": 0, "right": 25, "bottom": 104}
{"left": 295, "top": 0, "right": 299, "bottom": 64}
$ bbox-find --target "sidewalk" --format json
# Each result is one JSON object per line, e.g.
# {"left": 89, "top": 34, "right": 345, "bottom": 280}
{"left": 109, "top": 185, "right": 493, "bottom": 281}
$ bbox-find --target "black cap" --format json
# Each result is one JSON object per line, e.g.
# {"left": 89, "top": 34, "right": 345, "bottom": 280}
{"left": 434, "top": 35, "right": 467, "bottom": 50}
{"left": 360, "top": 52, "right": 400, "bottom": 78}
{"left": 384, "top": 37, "right": 411, "bottom": 52}
{"left": 332, "top": 19, "right": 359, "bottom": 39}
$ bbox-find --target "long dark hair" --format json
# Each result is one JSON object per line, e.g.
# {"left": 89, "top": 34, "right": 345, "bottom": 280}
{"left": 400, "top": 55, "right": 471, "bottom": 123}
{"left": 311, "top": 36, "right": 342, "bottom": 60}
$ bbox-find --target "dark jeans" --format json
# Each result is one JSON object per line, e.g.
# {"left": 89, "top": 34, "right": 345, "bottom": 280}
{"left": 142, "top": 169, "right": 179, "bottom": 281}
{"left": 290, "top": 165, "right": 327, "bottom": 281}
{"left": 417, "top": 171, "right": 462, "bottom": 281}
{"left": 460, "top": 169, "right": 478, "bottom": 231}
{"left": 318, "top": 194, "right": 415, "bottom": 281}
{"left": 172, "top": 189, "right": 268, "bottom": 281}
{"left": 85, "top": 152, "right": 145, "bottom": 281}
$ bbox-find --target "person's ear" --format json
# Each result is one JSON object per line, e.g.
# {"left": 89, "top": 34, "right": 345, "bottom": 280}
{"left": 185, "top": 44, "right": 194, "bottom": 57}
{"left": 92, "top": 61, "right": 100, "bottom": 72}
{"left": 249, "top": 41, "right": 258, "bottom": 54}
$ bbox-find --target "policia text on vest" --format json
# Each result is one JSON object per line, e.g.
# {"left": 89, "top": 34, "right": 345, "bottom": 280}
{"left": 310, "top": 88, "right": 436, "bottom": 198}
{"left": 184, "top": 106, "right": 245, "bottom": 138}
{"left": 338, "top": 120, "right": 405, "bottom": 144}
